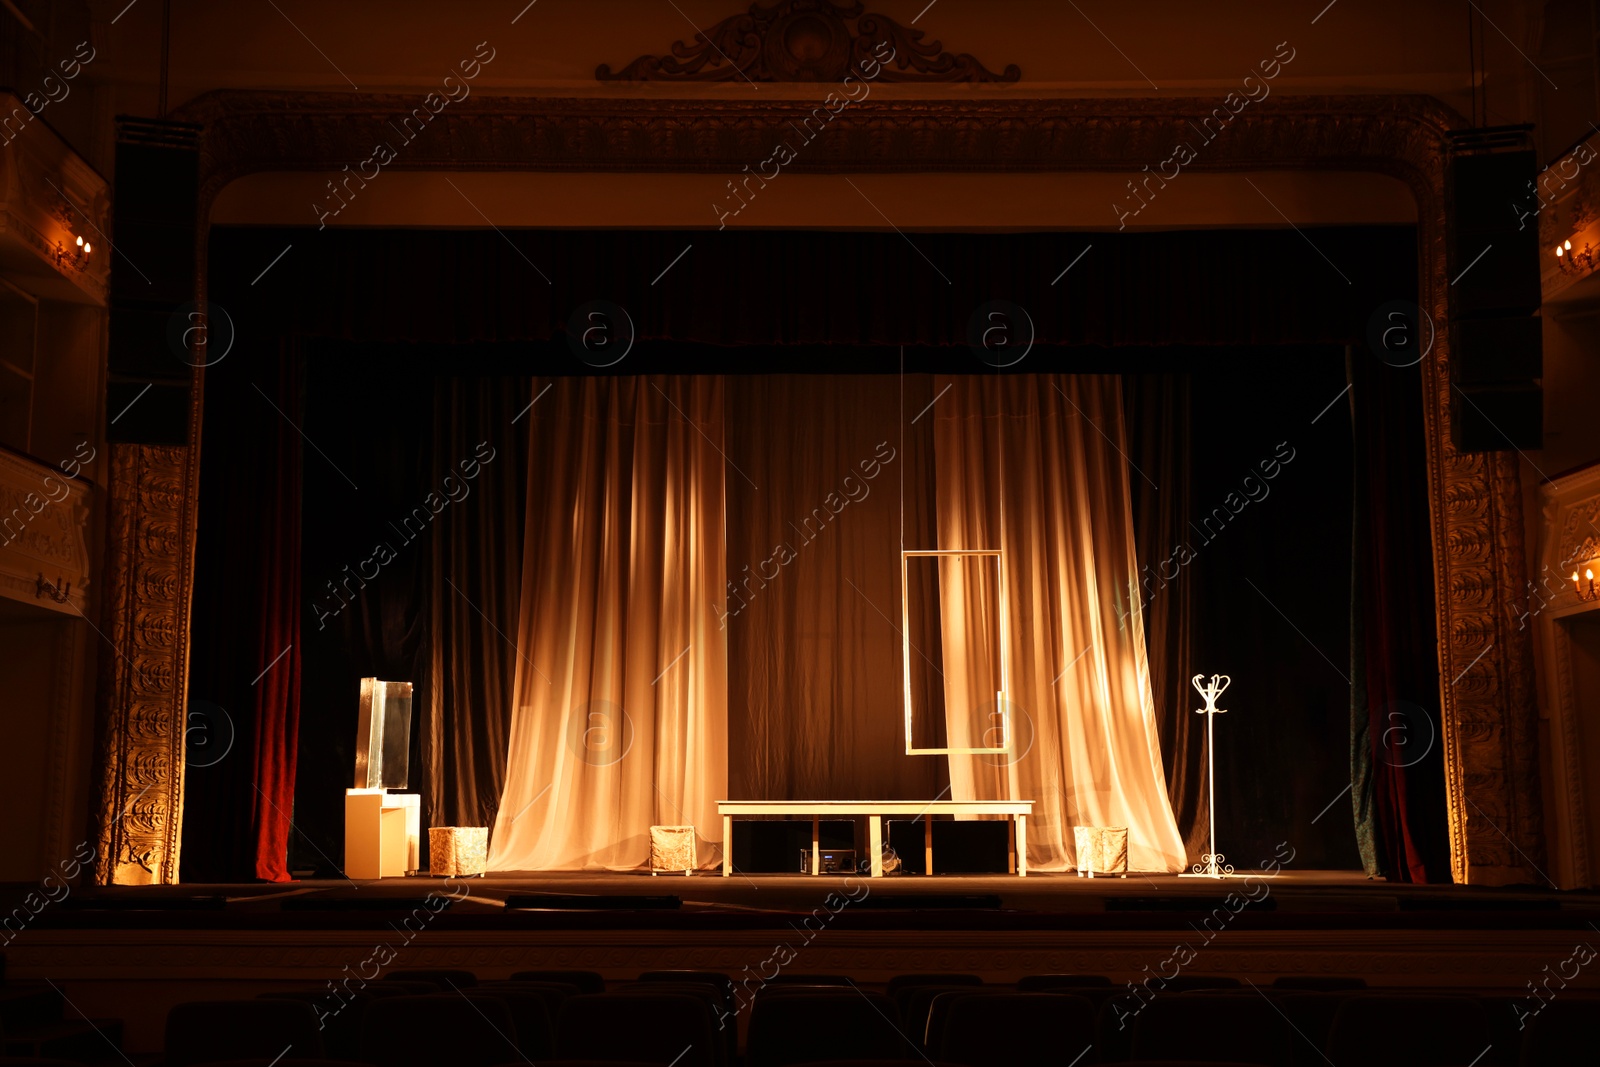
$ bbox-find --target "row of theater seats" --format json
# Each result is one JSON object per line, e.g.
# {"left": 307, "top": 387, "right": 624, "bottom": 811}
{"left": 8, "top": 969, "right": 1596, "bottom": 1067}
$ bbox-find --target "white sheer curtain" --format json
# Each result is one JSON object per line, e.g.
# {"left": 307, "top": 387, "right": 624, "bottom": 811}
{"left": 935, "top": 374, "right": 1185, "bottom": 873}
{"left": 488, "top": 376, "right": 727, "bottom": 871}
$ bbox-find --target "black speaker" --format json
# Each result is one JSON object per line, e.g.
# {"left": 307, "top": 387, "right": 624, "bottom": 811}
{"left": 1451, "top": 315, "right": 1543, "bottom": 383}
{"left": 1451, "top": 383, "right": 1543, "bottom": 452}
{"left": 1446, "top": 130, "right": 1544, "bottom": 452}
{"left": 887, "top": 819, "right": 1010, "bottom": 875}
{"left": 730, "top": 820, "right": 855, "bottom": 874}
{"left": 1447, "top": 146, "right": 1540, "bottom": 316}
{"left": 107, "top": 117, "right": 201, "bottom": 445}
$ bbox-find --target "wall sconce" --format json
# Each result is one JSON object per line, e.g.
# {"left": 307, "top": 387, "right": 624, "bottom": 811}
{"left": 1556, "top": 238, "right": 1594, "bottom": 275}
{"left": 1571, "top": 565, "right": 1599, "bottom": 602}
{"left": 35, "top": 573, "right": 71, "bottom": 603}
{"left": 54, "top": 234, "right": 90, "bottom": 272}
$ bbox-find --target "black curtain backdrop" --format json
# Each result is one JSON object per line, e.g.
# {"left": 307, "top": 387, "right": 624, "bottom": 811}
{"left": 1128, "top": 350, "right": 1364, "bottom": 872}
{"left": 1350, "top": 349, "right": 1452, "bottom": 882}
{"left": 725, "top": 374, "right": 945, "bottom": 803}
{"left": 209, "top": 227, "right": 1410, "bottom": 350}
{"left": 194, "top": 225, "right": 1423, "bottom": 879}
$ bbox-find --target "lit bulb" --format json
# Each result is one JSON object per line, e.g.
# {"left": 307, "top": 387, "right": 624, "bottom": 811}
{"left": 74, "top": 235, "right": 83, "bottom": 247}
{"left": 1565, "top": 239, "right": 1573, "bottom": 250}
{"left": 1574, "top": 572, "right": 1581, "bottom": 582}
{"left": 1557, "top": 246, "right": 1565, "bottom": 257}
{"left": 1588, "top": 568, "right": 1595, "bottom": 581}
{"left": 82, "top": 242, "right": 90, "bottom": 254}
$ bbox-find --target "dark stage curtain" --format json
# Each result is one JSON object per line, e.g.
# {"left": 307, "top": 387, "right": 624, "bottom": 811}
{"left": 1349, "top": 352, "right": 1451, "bottom": 882}
{"left": 725, "top": 374, "right": 945, "bottom": 803}
{"left": 424, "top": 378, "right": 528, "bottom": 833}
{"left": 185, "top": 341, "right": 303, "bottom": 882}
{"left": 1122, "top": 351, "right": 1366, "bottom": 871}
{"left": 293, "top": 351, "right": 527, "bottom": 875}
{"left": 210, "top": 227, "right": 1415, "bottom": 351}
{"left": 1125, "top": 373, "right": 1207, "bottom": 864}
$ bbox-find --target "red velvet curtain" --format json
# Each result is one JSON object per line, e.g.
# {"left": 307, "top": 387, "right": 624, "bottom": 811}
{"left": 186, "top": 340, "right": 303, "bottom": 882}
{"left": 248, "top": 350, "right": 303, "bottom": 882}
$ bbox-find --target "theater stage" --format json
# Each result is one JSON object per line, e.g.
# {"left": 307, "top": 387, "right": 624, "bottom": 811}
{"left": 5, "top": 871, "right": 1596, "bottom": 1053}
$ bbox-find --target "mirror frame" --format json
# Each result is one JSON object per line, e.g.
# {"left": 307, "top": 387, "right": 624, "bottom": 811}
{"left": 901, "top": 548, "right": 1011, "bottom": 755}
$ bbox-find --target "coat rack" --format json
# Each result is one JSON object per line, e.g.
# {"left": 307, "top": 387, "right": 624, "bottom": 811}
{"left": 1180, "top": 673, "right": 1235, "bottom": 878}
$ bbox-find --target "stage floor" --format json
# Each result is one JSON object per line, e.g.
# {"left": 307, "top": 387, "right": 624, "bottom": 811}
{"left": 21, "top": 868, "right": 1599, "bottom": 927}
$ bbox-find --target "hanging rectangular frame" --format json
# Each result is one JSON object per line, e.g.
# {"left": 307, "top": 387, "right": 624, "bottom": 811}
{"left": 900, "top": 548, "right": 1011, "bottom": 755}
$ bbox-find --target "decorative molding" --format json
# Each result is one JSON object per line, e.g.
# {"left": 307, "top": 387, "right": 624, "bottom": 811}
{"left": 595, "top": 1, "right": 1019, "bottom": 84}
{"left": 93, "top": 444, "right": 192, "bottom": 886}
{"left": 0, "top": 448, "right": 91, "bottom": 616}
{"left": 159, "top": 88, "right": 1541, "bottom": 885}
{"left": 1534, "top": 460, "right": 1600, "bottom": 887}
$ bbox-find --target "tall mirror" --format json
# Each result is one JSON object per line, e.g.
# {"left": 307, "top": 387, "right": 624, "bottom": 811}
{"left": 355, "top": 678, "right": 414, "bottom": 789}
{"left": 901, "top": 550, "right": 1010, "bottom": 754}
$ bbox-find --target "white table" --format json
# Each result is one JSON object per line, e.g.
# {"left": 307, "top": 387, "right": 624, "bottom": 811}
{"left": 717, "top": 800, "right": 1034, "bottom": 877}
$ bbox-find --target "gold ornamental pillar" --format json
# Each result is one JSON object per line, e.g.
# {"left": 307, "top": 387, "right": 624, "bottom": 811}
{"left": 93, "top": 443, "right": 195, "bottom": 885}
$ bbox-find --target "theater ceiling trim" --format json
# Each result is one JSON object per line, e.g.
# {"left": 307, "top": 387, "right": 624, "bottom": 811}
{"left": 95, "top": 89, "right": 1539, "bottom": 886}
{"left": 594, "top": 0, "right": 1021, "bottom": 84}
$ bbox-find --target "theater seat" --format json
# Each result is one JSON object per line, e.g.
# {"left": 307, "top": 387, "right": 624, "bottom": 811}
{"left": 638, "top": 970, "right": 735, "bottom": 1004}
{"left": 187, "top": 1061, "right": 376, "bottom": 1067}
{"left": 554, "top": 993, "right": 719, "bottom": 1067}
{"left": 609, "top": 982, "right": 737, "bottom": 1065}
{"left": 165, "top": 1000, "right": 326, "bottom": 1066}
{"left": 1132, "top": 995, "right": 1293, "bottom": 1067}
{"left": 260, "top": 990, "right": 374, "bottom": 1059}
{"left": 466, "top": 989, "right": 554, "bottom": 1060}
{"left": 885, "top": 974, "right": 982, "bottom": 996}
{"left": 511, "top": 969, "right": 606, "bottom": 994}
{"left": 900, "top": 986, "right": 986, "bottom": 1050}
{"left": 935, "top": 992, "right": 1095, "bottom": 1067}
{"left": 1271, "top": 977, "right": 1367, "bottom": 991}
{"left": 1520, "top": 998, "right": 1600, "bottom": 1066}
{"left": 384, "top": 969, "right": 478, "bottom": 988}
{"left": 1326, "top": 995, "right": 1489, "bottom": 1067}
{"left": 1016, "top": 974, "right": 1111, "bottom": 990}
{"left": 360, "top": 994, "right": 519, "bottom": 1067}
{"left": 746, "top": 990, "right": 911, "bottom": 1067}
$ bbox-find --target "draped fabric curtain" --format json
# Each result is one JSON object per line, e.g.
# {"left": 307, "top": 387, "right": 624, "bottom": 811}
{"left": 423, "top": 377, "right": 529, "bottom": 833}
{"left": 185, "top": 339, "right": 303, "bottom": 883}
{"left": 1348, "top": 354, "right": 1451, "bottom": 882}
{"left": 249, "top": 347, "right": 305, "bottom": 882}
{"left": 1124, "top": 373, "right": 1207, "bottom": 865}
{"left": 489, "top": 377, "right": 728, "bottom": 871}
{"left": 934, "top": 374, "right": 1186, "bottom": 873}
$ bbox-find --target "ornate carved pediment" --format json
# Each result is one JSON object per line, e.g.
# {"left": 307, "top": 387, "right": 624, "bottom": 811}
{"left": 597, "top": 0, "right": 1020, "bottom": 83}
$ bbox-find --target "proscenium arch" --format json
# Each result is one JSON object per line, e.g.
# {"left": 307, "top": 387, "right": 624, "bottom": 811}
{"left": 93, "top": 89, "right": 1539, "bottom": 885}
